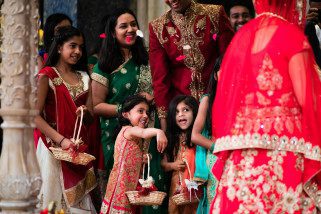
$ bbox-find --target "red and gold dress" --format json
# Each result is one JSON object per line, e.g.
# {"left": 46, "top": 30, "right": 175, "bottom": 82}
{"left": 100, "top": 126, "right": 145, "bottom": 214}
{"left": 149, "top": 1, "right": 233, "bottom": 117}
{"left": 168, "top": 136, "right": 197, "bottom": 214}
{"left": 35, "top": 67, "right": 96, "bottom": 212}
{"left": 210, "top": 11, "right": 321, "bottom": 213}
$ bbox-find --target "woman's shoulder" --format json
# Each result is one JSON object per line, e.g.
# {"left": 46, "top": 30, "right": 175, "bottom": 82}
{"left": 91, "top": 64, "right": 109, "bottom": 87}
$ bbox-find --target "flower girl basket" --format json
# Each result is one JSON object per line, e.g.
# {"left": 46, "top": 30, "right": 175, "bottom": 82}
{"left": 126, "top": 155, "right": 167, "bottom": 206}
{"left": 171, "top": 159, "right": 199, "bottom": 205}
{"left": 49, "top": 107, "right": 96, "bottom": 165}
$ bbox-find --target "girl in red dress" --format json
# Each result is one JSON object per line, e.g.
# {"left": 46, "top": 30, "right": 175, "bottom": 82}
{"left": 35, "top": 26, "right": 96, "bottom": 213}
{"left": 161, "top": 95, "right": 199, "bottom": 214}
{"left": 100, "top": 95, "right": 167, "bottom": 214}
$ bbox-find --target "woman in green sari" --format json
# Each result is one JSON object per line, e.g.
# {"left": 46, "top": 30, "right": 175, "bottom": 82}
{"left": 91, "top": 8, "right": 168, "bottom": 213}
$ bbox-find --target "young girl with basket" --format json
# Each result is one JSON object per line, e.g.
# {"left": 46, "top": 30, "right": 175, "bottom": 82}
{"left": 34, "top": 26, "right": 97, "bottom": 213}
{"left": 100, "top": 95, "right": 167, "bottom": 214}
{"left": 161, "top": 95, "right": 199, "bottom": 214}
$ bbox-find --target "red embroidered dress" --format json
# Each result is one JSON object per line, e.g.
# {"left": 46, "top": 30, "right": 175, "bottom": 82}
{"left": 168, "top": 136, "right": 197, "bottom": 214}
{"left": 210, "top": 2, "right": 321, "bottom": 212}
{"left": 149, "top": 1, "right": 233, "bottom": 118}
{"left": 100, "top": 126, "right": 145, "bottom": 214}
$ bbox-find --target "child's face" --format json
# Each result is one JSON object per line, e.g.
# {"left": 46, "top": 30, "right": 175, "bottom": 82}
{"left": 58, "top": 35, "right": 84, "bottom": 65}
{"left": 124, "top": 102, "right": 149, "bottom": 128}
{"left": 175, "top": 101, "right": 193, "bottom": 131}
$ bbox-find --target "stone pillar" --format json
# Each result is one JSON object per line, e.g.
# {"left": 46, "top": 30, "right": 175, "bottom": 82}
{"left": 0, "top": 0, "right": 42, "bottom": 213}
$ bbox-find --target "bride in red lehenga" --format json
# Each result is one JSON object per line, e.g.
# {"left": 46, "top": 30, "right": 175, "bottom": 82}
{"left": 210, "top": 0, "right": 321, "bottom": 213}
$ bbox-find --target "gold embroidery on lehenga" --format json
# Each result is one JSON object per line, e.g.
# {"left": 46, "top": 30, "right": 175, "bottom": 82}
{"left": 256, "top": 54, "right": 283, "bottom": 96}
{"left": 214, "top": 133, "right": 321, "bottom": 161}
{"left": 215, "top": 149, "right": 311, "bottom": 213}
{"left": 65, "top": 167, "right": 96, "bottom": 206}
{"left": 233, "top": 105, "right": 302, "bottom": 134}
{"left": 304, "top": 181, "right": 321, "bottom": 209}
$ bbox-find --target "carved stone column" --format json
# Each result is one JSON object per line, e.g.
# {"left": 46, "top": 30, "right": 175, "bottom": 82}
{"left": 0, "top": 0, "right": 42, "bottom": 213}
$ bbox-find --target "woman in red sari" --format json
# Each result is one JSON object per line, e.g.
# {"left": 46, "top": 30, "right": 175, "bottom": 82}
{"left": 210, "top": 0, "right": 321, "bottom": 213}
{"left": 35, "top": 26, "right": 96, "bottom": 213}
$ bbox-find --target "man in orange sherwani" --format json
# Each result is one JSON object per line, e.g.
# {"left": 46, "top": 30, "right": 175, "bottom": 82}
{"left": 149, "top": 0, "right": 234, "bottom": 129}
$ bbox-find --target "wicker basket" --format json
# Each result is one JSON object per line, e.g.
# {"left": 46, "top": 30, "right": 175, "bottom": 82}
{"left": 126, "top": 155, "right": 167, "bottom": 206}
{"left": 171, "top": 159, "right": 199, "bottom": 206}
{"left": 49, "top": 147, "right": 95, "bottom": 165}
{"left": 126, "top": 190, "right": 167, "bottom": 206}
{"left": 49, "top": 107, "right": 96, "bottom": 166}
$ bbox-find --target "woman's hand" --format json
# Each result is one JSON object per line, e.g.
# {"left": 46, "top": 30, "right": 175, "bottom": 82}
{"left": 172, "top": 160, "right": 186, "bottom": 171}
{"left": 139, "top": 92, "right": 154, "bottom": 103}
{"left": 156, "top": 130, "right": 167, "bottom": 153}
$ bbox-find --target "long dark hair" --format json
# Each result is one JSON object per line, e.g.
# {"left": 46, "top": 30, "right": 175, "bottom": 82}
{"left": 45, "top": 26, "right": 88, "bottom": 73}
{"left": 114, "top": 95, "right": 151, "bottom": 137}
{"left": 205, "top": 56, "right": 222, "bottom": 136}
{"left": 98, "top": 8, "right": 148, "bottom": 74}
{"left": 165, "top": 95, "right": 199, "bottom": 162}
{"left": 44, "top": 13, "right": 72, "bottom": 53}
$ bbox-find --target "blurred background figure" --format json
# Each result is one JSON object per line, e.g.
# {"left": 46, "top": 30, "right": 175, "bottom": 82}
{"left": 223, "top": 0, "right": 255, "bottom": 32}
{"left": 305, "top": 0, "right": 321, "bottom": 68}
{"left": 37, "top": 13, "right": 72, "bottom": 69}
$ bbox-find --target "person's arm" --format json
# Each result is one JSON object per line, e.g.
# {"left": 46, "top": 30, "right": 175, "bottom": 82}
{"left": 34, "top": 75, "right": 74, "bottom": 149}
{"left": 124, "top": 126, "right": 167, "bottom": 153}
{"left": 161, "top": 155, "right": 186, "bottom": 172}
{"left": 91, "top": 76, "right": 118, "bottom": 118}
{"left": 191, "top": 96, "right": 213, "bottom": 150}
{"left": 149, "top": 22, "right": 171, "bottom": 131}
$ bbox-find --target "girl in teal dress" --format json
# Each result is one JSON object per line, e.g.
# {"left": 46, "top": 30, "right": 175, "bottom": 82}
{"left": 91, "top": 8, "right": 167, "bottom": 213}
{"left": 191, "top": 58, "right": 222, "bottom": 214}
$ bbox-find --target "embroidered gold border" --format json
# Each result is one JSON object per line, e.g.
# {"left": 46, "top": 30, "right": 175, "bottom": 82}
{"left": 64, "top": 167, "right": 97, "bottom": 206}
{"left": 304, "top": 181, "right": 321, "bottom": 209}
{"left": 214, "top": 133, "right": 321, "bottom": 161}
{"left": 150, "top": 12, "right": 170, "bottom": 47}
{"left": 91, "top": 73, "right": 108, "bottom": 87}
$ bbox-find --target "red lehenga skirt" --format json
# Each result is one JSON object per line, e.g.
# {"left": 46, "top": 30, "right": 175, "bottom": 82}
{"left": 211, "top": 148, "right": 316, "bottom": 213}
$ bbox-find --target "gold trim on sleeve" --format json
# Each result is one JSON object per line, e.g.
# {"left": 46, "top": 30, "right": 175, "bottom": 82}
{"left": 91, "top": 73, "right": 108, "bottom": 87}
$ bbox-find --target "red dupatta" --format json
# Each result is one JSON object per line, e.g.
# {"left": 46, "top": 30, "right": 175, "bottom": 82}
{"left": 36, "top": 66, "right": 96, "bottom": 206}
{"left": 211, "top": 8, "right": 321, "bottom": 208}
